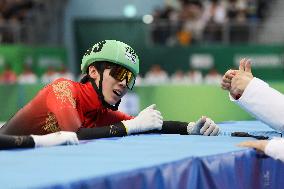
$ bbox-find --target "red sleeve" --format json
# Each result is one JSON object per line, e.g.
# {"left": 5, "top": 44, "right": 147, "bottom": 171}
{"left": 95, "top": 109, "right": 134, "bottom": 127}
{"left": 46, "top": 80, "right": 82, "bottom": 132}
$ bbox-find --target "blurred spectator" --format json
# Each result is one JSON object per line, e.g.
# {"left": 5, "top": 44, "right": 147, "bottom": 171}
{"left": 203, "top": 0, "right": 227, "bottom": 42}
{"left": 0, "top": 0, "right": 35, "bottom": 43}
{"left": 256, "top": 0, "right": 269, "bottom": 20}
{"left": 18, "top": 64, "right": 37, "bottom": 84}
{"left": 0, "top": 64, "right": 17, "bottom": 84}
{"left": 144, "top": 64, "right": 169, "bottom": 85}
{"left": 186, "top": 68, "right": 203, "bottom": 84}
{"left": 151, "top": 0, "right": 269, "bottom": 45}
{"left": 246, "top": 0, "right": 258, "bottom": 20}
{"left": 1, "top": 0, "right": 35, "bottom": 22}
{"left": 40, "top": 66, "right": 59, "bottom": 84}
{"left": 226, "top": 0, "right": 250, "bottom": 43}
{"left": 151, "top": 6, "right": 178, "bottom": 45}
{"left": 227, "top": 0, "right": 247, "bottom": 22}
{"left": 204, "top": 67, "right": 222, "bottom": 84}
{"left": 170, "top": 69, "right": 188, "bottom": 84}
{"left": 177, "top": 1, "right": 207, "bottom": 45}
{"left": 204, "top": 0, "right": 227, "bottom": 24}
{"left": 57, "top": 65, "right": 75, "bottom": 81}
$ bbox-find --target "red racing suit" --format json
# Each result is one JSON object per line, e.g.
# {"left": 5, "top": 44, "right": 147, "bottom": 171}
{"left": 0, "top": 78, "right": 133, "bottom": 135}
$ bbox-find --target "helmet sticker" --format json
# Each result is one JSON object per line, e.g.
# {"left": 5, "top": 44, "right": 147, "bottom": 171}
{"left": 84, "top": 40, "right": 106, "bottom": 56}
{"left": 125, "top": 46, "right": 137, "bottom": 64}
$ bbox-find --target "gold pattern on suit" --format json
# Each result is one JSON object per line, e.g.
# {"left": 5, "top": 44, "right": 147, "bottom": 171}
{"left": 52, "top": 81, "right": 76, "bottom": 108}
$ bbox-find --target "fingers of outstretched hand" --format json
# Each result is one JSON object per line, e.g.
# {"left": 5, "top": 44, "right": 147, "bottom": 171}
{"left": 221, "top": 70, "right": 238, "bottom": 90}
{"left": 141, "top": 108, "right": 163, "bottom": 130}
{"left": 239, "top": 58, "right": 252, "bottom": 73}
{"left": 210, "top": 126, "right": 219, "bottom": 136}
{"left": 195, "top": 116, "right": 207, "bottom": 131}
{"left": 199, "top": 118, "right": 212, "bottom": 134}
{"left": 221, "top": 80, "right": 231, "bottom": 90}
{"left": 202, "top": 120, "right": 219, "bottom": 136}
{"left": 244, "top": 59, "right": 252, "bottom": 73}
{"left": 239, "top": 58, "right": 246, "bottom": 72}
{"left": 152, "top": 110, "right": 163, "bottom": 129}
{"left": 203, "top": 123, "right": 215, "bottom": 135}
{"left": 225, "top": 69, "right": 237, "bottom": 79}
{"left": 222, "top": 76, "right": 233, "bottom": 83}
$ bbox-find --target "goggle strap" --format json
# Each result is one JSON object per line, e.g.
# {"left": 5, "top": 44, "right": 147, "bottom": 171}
{"left": 89, "top": 74, "right": 120, "bottom": 111}
{"left": 99, "top": 71, "right": 120, "bottom": 110}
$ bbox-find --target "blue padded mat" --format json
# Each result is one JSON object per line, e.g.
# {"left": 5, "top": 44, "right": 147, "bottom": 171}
{"left": 0, "top": 121, "right": 283, "bottom": 189}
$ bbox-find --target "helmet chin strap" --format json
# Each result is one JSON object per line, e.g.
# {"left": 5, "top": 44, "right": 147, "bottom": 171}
{"left": 89, "top": 73, "right": 121, "bottom": 111}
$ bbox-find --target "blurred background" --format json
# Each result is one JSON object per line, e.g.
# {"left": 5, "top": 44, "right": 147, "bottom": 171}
{"left": 0, "top": 0, "right": 284, "bottom": 123}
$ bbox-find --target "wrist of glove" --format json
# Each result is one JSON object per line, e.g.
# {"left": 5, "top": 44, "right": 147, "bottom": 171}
{"left": 122, "top": 104, "right": 163, "bottom": 135}
{"left": 187, "top": 116, "right": 219, "bottom": 136}
{"left": 31, "top": 131, "right": 79, "bottom": 148}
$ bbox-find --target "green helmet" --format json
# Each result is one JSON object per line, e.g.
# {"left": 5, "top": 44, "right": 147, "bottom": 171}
{"left": 81, "top": 40, "right": 139, "bottom": 76}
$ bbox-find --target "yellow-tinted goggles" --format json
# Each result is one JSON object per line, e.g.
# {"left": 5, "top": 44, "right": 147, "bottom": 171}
{"left": 109, "top": 65, "right": 136, "bottom": 90}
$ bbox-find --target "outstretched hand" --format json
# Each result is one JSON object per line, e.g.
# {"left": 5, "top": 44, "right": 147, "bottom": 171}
{"left": 238, "top": 58, "right": 252, "bottom": 72}
{"left": 238, "top": 140, "right": 268, "bottom": 152}
{"left": 123, "top": 104, "right": 163, "bottom": 135}
{"left": 230, "top": 58, "right": 254, "bottom": 99}
{"left": 32, "top": 131, "right": 79, "bottom": 148}
{"left": 187, "top": 116, "right": 219, "bottom": 136}
{"left": 221, "top": 58, "right": 254, "bottom": 99}
{"left": 221, "top": 69, "right": 238, "bottom": 90}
